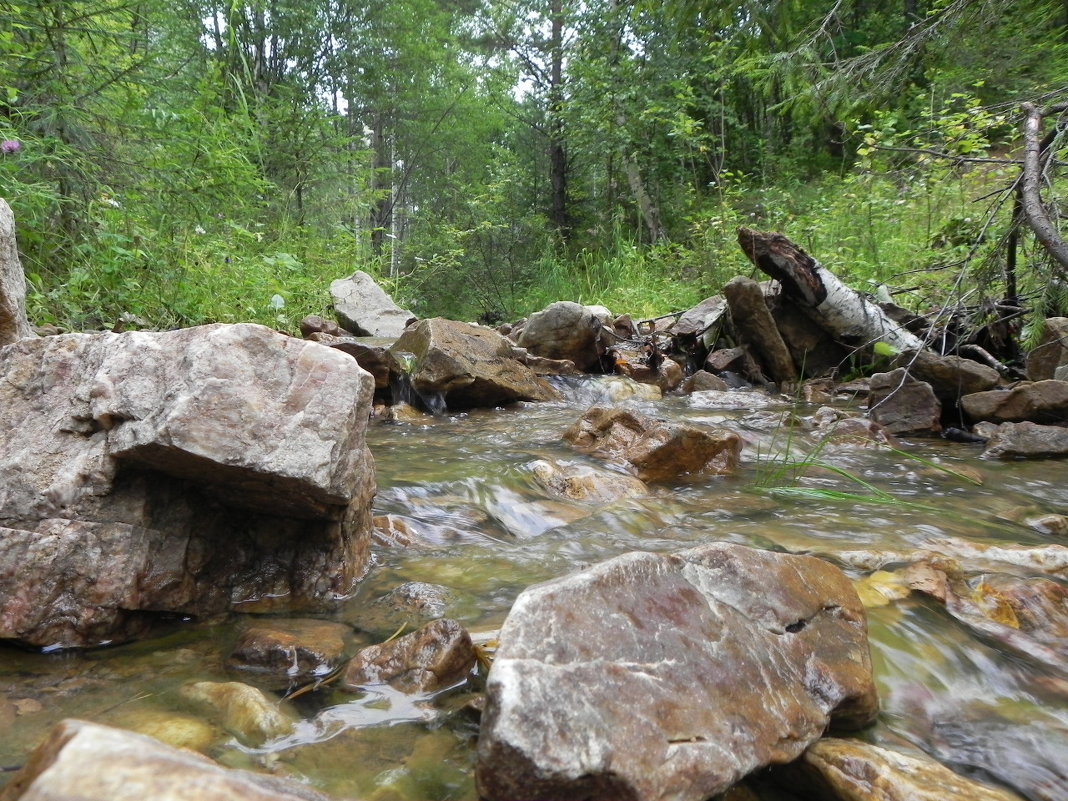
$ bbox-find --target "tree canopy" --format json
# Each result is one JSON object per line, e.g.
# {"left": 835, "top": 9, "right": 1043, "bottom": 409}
{"left": 2, "top": 0, "right": 1067, "bottom": 329}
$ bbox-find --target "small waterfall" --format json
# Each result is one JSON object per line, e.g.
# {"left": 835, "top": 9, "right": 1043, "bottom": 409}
{"left": 389, "top": 351, "right": 447, "bottom": 415}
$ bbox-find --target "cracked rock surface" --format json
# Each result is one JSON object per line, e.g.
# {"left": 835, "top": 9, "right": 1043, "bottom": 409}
{"left": 475, "top": 543, "right": 878, "bottom": 801}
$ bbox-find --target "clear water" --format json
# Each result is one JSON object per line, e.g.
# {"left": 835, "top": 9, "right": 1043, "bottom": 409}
{"left": 2, "top": 377, "right": 1066, "bottom": 800}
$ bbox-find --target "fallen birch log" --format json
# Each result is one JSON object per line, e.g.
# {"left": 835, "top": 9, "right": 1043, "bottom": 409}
{"left": 736, "top": 227, "right": 926, "bottom": 354}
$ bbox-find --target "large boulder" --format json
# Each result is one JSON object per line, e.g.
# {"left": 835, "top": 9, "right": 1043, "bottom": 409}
{"left": 391, "top": 318, "right": 558, "bottom": 409}
{"left": 0, "top": 198, "right": 34, "bottom": 345}
{"left": 516, "top": 301, "right": 603, "bottom": 371}
{"left": 0, "top": 323, "right": 376, "bottom": 648}
{"left": 1026, "top": 317, "right": 1068, "bottom": 381}
{"left": 0, "top": 719, "right": 332, "bottom": 801}
{"left": 962, "top": 380, "right": 1068, "bottom": 424}
{"left": 562, "top": 405, "right": 741, "bottom": 482}
{"left": 476, "top": 544, "right": 878, "bottom": 801}
{"left": 330, "top": 269, "right": 416, "bottom": 338}
{"left": 868, "top": 368, "right": 942, "bottom": 436}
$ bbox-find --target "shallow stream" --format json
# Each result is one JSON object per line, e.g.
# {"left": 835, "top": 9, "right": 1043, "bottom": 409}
{"left": 2, "top": 377, "right": 1067, "bottom": 800}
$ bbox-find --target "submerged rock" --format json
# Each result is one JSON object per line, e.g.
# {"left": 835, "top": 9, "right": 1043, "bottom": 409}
{"left": 0, "top": 198, "right": 34, "bottom": 346}
{"left": 0, "top": 323, "right": 376, "bottom": 648}
{"left": 476, "top": 543, "right": 878, "bottom": 801}
{"left": 781, "top": 738, "right": 1026, "bottom": 801}
{"left": 391, "top": 318, "right": 558, "bottom": 409}
{"left": 229, "top": 618, "right": 352, "bottom": 686}
{"left": 341, "top": 618, "right": 474, "bottom": 693}
{"left": 181, "top": 681, "right": 295, "bottom": 746}
{"left": 529, "top": 459, "right": 649, "bottom": 503}
{"left": 563, "top": 405, "right": 741, "bottom": 482}
{"left": 330, "top": 269, "right": 416, "bottom": 338}
{"left": 0, "top": 719, "right": 331, "bottom": 801}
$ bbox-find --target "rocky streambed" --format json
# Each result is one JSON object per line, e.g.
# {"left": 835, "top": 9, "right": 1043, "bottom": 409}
{"left": 2, "top": 377, "right": 1067, "bottom": 801}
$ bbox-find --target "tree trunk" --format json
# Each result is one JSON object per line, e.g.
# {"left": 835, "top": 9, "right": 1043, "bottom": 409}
{"left": 736, "top": 227, "right": 926, "bottom": 353}
{"left": 369, "top": 113, "right": 391, "bottom": 257}
{"left": 1019, "top": 102, "right": 1068, "bottom": 278}
{"left": 547, "top": 0, "right": 569, "bottom": 237}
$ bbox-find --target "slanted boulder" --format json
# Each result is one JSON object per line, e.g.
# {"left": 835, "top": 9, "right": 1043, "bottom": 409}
{"left": 669, "top": 296, "right": 726, "bottom": 341}
{"left": 391, "top": 318, "right": 558, "bottom": 409}
{"left": 0, "top": 198, "right": 34, "bottom": 346}
{"left": 0, "top": 323, "right": 376, "bottom": 648}
{"left": 476, "top": 543, "right": 878, "bottom": 801}
{"left": 723, "top": 276, "right": 798, "bottom": 387}
{"left": 516, "top": 301, "right": 603, "bottom": 371}
{"left": 962, "top": 380, "right": 1068, "bottom": 424}
{"left": 330, "top": 269, "right": 416, "bottom": 338}
{"left": 0, "top": 719, "right": 332, "bottom": 801}
{"left": 562, "top": 405, "right": 741, "bottom": 482}
{"left": 1026, "top": 317, "right": 1068, "bottom": 381}
{"left": 868, "top": 368, "right": 942, "bottom": 436}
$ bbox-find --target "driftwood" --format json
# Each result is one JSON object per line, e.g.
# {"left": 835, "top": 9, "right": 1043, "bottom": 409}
{"left": 736, "top": 227, "right": 926, "bottom": 354}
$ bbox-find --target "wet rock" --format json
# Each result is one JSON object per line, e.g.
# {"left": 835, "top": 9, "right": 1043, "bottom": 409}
{"left": 782, "top": 738, "right": 1026, "bottom": 801}
{"left": 962, "top": 380, "right": 1068, "bottom": 424}
{"left": 181, "top": 681, "right": 295, "bottom": 746}
{"left": 1027, "top": 514, "right": 1068, "bottom": 537}
{"left": 341, "top": 618, "right": 474, "bottom": 693}
{"left": 330, "top": 269, "right": 416, "bottom": 338}
{"left": 229, "top": 618, "right": 352, "bottom": 685}
{"left": 563, "top": 405, "right": 741, "bottom": 482}
{"left": 372, "top": 514, "right": 419, "bottom": 547}
{"left": 0, "top": 323, "right": 376, "bottom": 648}
{"left": 980, "top": 421, "right": 1068, "bottom": 459}
{"left": 892, "top": 349, "right": 1001, "bottom": 403}
{"left": 391, "top": 318, "right": 558, "bottom": 409}
{"left": 530, "top": 459, "right": 649, "bottom": 503}
{"left": 909, "top": 569, "right": 1068, "bottom": 672}
{"left": 705, "top": 346, "right": 762, "bottom": 382}
{"left": 831, "top": 539, "right": 1068, "bottom": 577}
{"left": 306, "top": 331, "right": 403, "bottom": 391}
{"left": 0, "top": 199, "right": 34, "bottom": 346}
{"left": 476, "top": 543, "right": 878, "bottom": 801}
{"left": 723, "top": 276, "right": 798, "bottom": 386}
{"left": 819, "top": 416, "right": 898, "bottom": 449}
{"left": 516, "top": 301, "right": 603, "bottom": 371}
{"left": 0, "top": 719, "right": 331, "bottom": 801}
{"left": 669, "top": 296, "right": 726, "bottom": 339}
{"left": 686, "top": 389, "right": 782, "bottom": 410}
{"left": 868, "top": 368, "right": 942, "bottom": 435}
{"left": 1026, "top": 317, "right": 1068, "bottom": 381}
{"left": 681, "top": 370, "right": 729, "bottom": 393}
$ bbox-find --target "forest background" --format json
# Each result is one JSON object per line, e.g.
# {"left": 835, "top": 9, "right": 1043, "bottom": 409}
{"left": 1, "top": 0, "right": 1067, "bottom": 339}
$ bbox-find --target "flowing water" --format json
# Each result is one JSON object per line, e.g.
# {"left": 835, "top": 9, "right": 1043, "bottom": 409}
{"left": 2, "top": 376, "right": 1067, "bottom": 800}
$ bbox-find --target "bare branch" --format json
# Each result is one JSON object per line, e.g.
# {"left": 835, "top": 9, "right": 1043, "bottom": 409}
{"left": 1019, "top": 102, "right": 1068, "bottom": 277}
